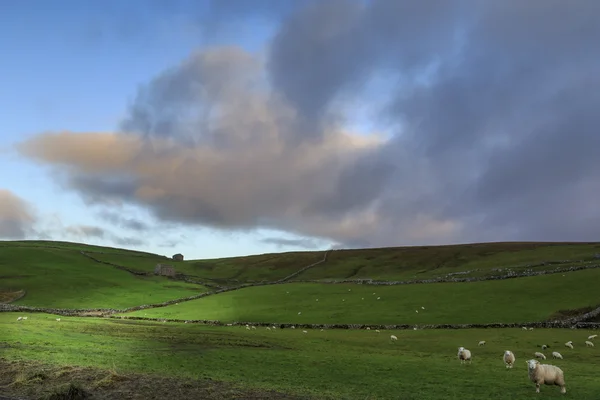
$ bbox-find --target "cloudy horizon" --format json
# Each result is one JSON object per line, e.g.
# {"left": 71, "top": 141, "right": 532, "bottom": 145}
{"left": 1, "top": 0, "right": 599, "bottom": 259}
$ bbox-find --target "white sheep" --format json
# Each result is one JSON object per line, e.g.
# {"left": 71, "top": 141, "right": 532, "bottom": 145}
{"left": 457, "top": 347, "right": 472, "bottom": 365}
{"left": 375, "top": 330, "right": 380, "bottom": 333}
{"left": 526, "top": 359, "right": 566, "bottom": 394}
{"left": 377, "top": 297, "right": 381, "bottom": 300}
{"left": 266, "top": 327, "right": 271, "bottom": 331}
{"left": 588, "top": 334, "right": 598, "bottom": 340}
{"left": 534, "top": 352, "right": 546, "bottom": 360}
{"left": 552, "top": 352, "right": 563, "bottom": 359}
{"left": 564, "top": 342, "right": 573, "bottom": 349}
{"left": 302, "top": 330, "right": 308, "bottom": 334}
{"left": 503, "top": 350, "right": 515, "bottom": 369}
{"left": 415, "top": 310, "right": 419, "bottom": 313}
{"left": 529, "top": 327, "right": 534, "bottom": 331}
{"left": 56, "top": 318, "right": 61, "bottom": 322}
{"left": 298, "top": 312, "right": 301, "bottom": 315}
{"left": 366, "top": 327, "right": 371, "bottom": 330}
{"left": 22, "top": 317, "right": 27, "bottom": 320}
{"left": 522, "top": 327, "right": 528, "bottom": 330}
{"left": 421, "top": 306, "right": 425, "bottom": 310}
{"left": 478, "top": 341, "right": 486, "bottom": 346}
{"left": 291, "top": 326, "right": 295, "bottom": 329}
{"left": 16, "top": 317, "right": 23, "bottom": 321}
{"left": 541, "top": 344, "right": 549, "bottom": 350}
{"left": 585, "top": 340, "right": 594, "bottom": 347}
{"left": 390, "top": 335, "right": 398, "bottom": 341}
{"left": 246, "top": 326, "right": 250, "bottom": 330}
{"left": 251, "top": 326, "right": 256, "bottom": 330}
{"left": 272, "top": 326, "right": 277, "bottom": 330}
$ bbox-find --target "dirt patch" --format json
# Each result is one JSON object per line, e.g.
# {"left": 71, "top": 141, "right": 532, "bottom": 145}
{"left": 0, "top": 358, "right": 312, "bottom": 400}
{"left": 547, "top": 305, "right": 597, "bottom": 321}
{"left": 0, "top": 290, "right": 26, "bottom": 304}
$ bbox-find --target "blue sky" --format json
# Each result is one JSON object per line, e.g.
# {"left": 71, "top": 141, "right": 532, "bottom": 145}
{"left": 0, "top": 1, "right": 338, "bottom": 259}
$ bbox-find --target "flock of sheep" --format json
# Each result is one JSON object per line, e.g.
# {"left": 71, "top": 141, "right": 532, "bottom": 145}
{"left": 457, "top": 333, "right": 597, "bottom": 394}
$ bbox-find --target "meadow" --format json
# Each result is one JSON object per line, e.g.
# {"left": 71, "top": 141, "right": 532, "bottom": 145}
{"left": 1, "top": 240, "right": 600, "bottom": 399}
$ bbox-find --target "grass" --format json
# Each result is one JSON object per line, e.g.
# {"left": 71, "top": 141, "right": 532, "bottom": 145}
{"left": 0, "top": 246, "right": 207, "bottom": 309}
{"left": 2, "top": 239, "right": 600, "bottom": 399}
{"left": 124, "top": 268, "right": 600, "bottom": 324}
{"left": 1, "top": 313, "right": 599, "bottom": 399}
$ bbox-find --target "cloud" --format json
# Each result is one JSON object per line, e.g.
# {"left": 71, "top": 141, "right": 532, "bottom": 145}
{"left": 260, "top": 237, "right": 320, "bottom": 250}
{"left": 0, "top": 190, "right": 36, "bottom": 239}
{"left": 97, "top": 210, "right": 149, "bottom": 231}
{"left": 17, "top": 0, "right": 600, "bottom": 247}
{"left": 65, "top": 225, "right": 106, "bottom": 239}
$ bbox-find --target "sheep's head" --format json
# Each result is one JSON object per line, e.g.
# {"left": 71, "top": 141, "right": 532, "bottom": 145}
{"left": 458, "top": 347, "right": 464, "bottom": 352}
{"left": 504, "top": 350, "right": 511, "bottom": 356}
{"left": 526, "top": 359, "right": 539, "bottom": 370}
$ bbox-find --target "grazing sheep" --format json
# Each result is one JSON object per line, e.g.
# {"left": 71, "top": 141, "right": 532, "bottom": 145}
{"left": 22, "top": 317, "right": 27, "bottom": 320}
{"left": 588, "top": 334, "right": 598, "bottom": 340}
{"left": 458, "top": 347, "right": 472, "bottom": 364}
{"left": 375, "top": 330, "right": 380, "bottom": 333}
{"left": 298, "top": 312, "right": 302, "bottom": 315}
{"left": 377, "top": 297, "right": 381, "bottom": 300}
{"left": 522, "top": 327, "right": 528, "bottom": 330}
{"left": 541, "top": 344, "right": 549, "bottom": 350}
{"left": 478, "top": 341, "right": 486, "bottom": 346}
{"left": 266, "top": 327, "right": 271, "bottom": 331}
{"left": 302, "top": 330, "right": 308, "bottom": 334}
{"left": 16, "top": 317, "right": 23, "bottom": 321}
{"left": 251, "top": 326, "right": 256, "bottom": 330}
{"left": 291, "top": 326, "right": 295, "bottom": 329}
{"left": 529, "top": 328, "right": 534, "bottom": 331}
{"left": 526, "top": 359, "right": 566, "bottom": 394}
{"left": 534, "top": 352, "right": 546, "bottom": 360}
{"left": 503, "top": 350, "right": 515, "bottom": 369}
{"left": 585, "top": 341, "right": 594, "bottom": 347}
{"left": 272, "top": 326, "right": 276, "bottom": 330}
{"left": 56, "top": 318, "right": 61, "bottom": 322}
{"left": 366, "top": 327, "right": 371, "bottom": 330}
{"left": 415, "top": 310, "right": 419, "bottom": 313}
{"left": 421, "top": 306, "right": 425, "bottom": 310}
{"left": 246, "top": 326, "right": 250, "bottom": 330}
{"left": 390, "top": 335, "right": 398, "bottom": 341}
{"left": 552, "top": 352, "right": 563, "bottom": 359}
{"left": 565, "top": 342, "right": 573, "bottom": 349}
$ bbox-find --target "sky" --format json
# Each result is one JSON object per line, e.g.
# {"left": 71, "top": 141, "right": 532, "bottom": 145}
{"left": 1, "top": 0, "right": 599, "bottom": 260}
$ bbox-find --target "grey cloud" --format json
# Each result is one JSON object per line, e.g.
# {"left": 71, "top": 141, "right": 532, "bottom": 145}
{"left": 19, "top": 0, "right": 600, "bottom": 247}
{"left": 260, "top": 237, "right": 320, "bottom": 250}
{"left": 112, "top": 236, "right": 145, "bottom": 247}
{"left": 98, "top": 210, "right": 149, "bottom": 231}
{"left": 65, "top": 225, "right": 106, "bottom": 239}
{"left": 0, "top": 190, "right": 36, "bottom": 239}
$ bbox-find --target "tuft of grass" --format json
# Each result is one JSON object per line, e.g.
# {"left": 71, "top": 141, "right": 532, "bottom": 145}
{"left": 44, "top": 382, "right": 90, "bottom": 400}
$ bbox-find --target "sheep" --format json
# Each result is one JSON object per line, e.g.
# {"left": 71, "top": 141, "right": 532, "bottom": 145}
{"left": 588, "top": 334, "right": 598, "bottom": 340}
{"left": 529, "top": 327, "right": 534, "bottom": 331}
{"left": 22, "top": 317, "right": 27, "bottom": 320}
{"left": 302, "top": 330, "right": 308, "bottom": 334}
{"left": 541, "top": 344, "right": 549, "bottom": 350}
{"left": 366, "top": 327, "right": 371, "bottom": 330}
{"left": 376, "top": 297, "right": 381, "bottom": 300}
{"left": 56, "top": 318, "right": 61, "bottom": 322}
{"left": 251, "top": 326, "right": 256, "bottom": 330}
{"left": 478, "top": 341, "right": 486, "bottom": 346}
{"left": 458, "top": 347, "right": 472, "bottom": 364}
{"left": 16, "top": 317, "right": 23, "bottom": 321}
{"left": 415, "top": 310, "right": 419, "bottom": 313}
{"left": 526, "top": 359, "right": 566, "bottom": 394}
{"left": 390, "top": 335, "right": 398, "bottom": 341}
{"left": 246, "top": 326, "right": 250, "bottom": 330}
{"left": 534, "top": 352, "right": 546, "bottom": 360}
{"left": 272, "top": 326, "right": 277, "bottom": 330}
{"left": 421, "top": 306, "right": 425, "bottom": 310}
{"left": 375, "top": 330, "right": 380, "bottom": 333}
{"left": 565, "top": 342, "right": 573, "bottom": 349}
{"left": 291, "top": 326, "right": 295, "bottom": 329}
{"left": 503, "top": 350, "right": 515, "bottom": 369}
{"left": 266, "top": 327, "right": 271, "bottom": 331}
{"left": 585, "top": 340, "right": 594, "bottom": 347}
{"left": 298, "top": 312, "right": 302, "bottom": 315}
{"left": 522, "top": 327, "right": 528, "bottom": 330}
{"left": 552, "top": 352, "right": 563, "bottom": 359}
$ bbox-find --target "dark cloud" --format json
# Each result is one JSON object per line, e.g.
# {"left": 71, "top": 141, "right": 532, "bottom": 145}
{"left": 0, "top": 190, "right": 36, "bottom": 239}
{"left": 260, "top": 237, "right": 320, "bottom": 250}
{"left": 18, "top": 0, "right": 600, "bottom": 247}
{"left": 97, "top": 210, "right": 149, "bottom": 231}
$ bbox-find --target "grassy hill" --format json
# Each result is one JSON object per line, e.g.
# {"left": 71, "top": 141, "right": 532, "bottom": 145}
{"left": 2, "top": 239, "right": 600, "bottom": 399}
{"left": 0, "top": 243, "right": 207, "bottom": 309}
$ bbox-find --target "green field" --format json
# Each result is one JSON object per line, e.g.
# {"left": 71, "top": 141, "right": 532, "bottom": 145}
{"left": 124, "top": 269, "right": 600, "bottom": 324}
{"left": 0, "top": 246, "right": 206, "bottom": 309}
{"left": 1, "top": 240, "right": 600, "bottom": 399}
{"left": 1, "top": 313, "right": 599, "bottom": 399}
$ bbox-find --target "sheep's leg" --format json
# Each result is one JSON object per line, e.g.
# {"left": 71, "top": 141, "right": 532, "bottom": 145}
{"left": 535, "top": 383, "right": 540, "bottom": 393}
{"left": 560, "top": 385, "right": 566, "bottom": 394}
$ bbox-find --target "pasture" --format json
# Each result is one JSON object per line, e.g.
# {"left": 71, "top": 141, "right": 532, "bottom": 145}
{"left": 124, "top": 269, "right": 600, "bottom": 324}
{"left": 1, "top": 239, "right": 600, "bottom": 399}
{"left": 2, "top": 314, "right": 600, "bottom": 399}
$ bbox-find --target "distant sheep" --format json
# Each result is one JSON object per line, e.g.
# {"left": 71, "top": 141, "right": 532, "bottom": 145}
{"left": 375, "top": 330, "right": 380, "bottom": 333}
{"left": 526, "top": 359, "right": 566, "bottom": 394}
{"left": 503, "top": 350, "right": 515, "bottom": 369}
{"left": 16, "top": 317, "right": 23, "bottom": 321}
{"left": 522, "top": 327, "right": 528, "bottom": 330}
{"left": 390, "top": 335, "right": 398, "bottom": 341}
{"left": 585, "top": 341, "right": 594, "bottom": 347}
{"left": 302, "top": 330, "right": 308, "bottom": 334}
{"left": 541, "top": 345, "right": 549, "bottom": 350}
{"left": 56, "top": 318, "right": 61, "bottom": 322}
{"left": 458, "top": 347, "right": 472, "bottom": 365}
{"left": 552, "top": 352, "right": 563, "bottom": 359}
{"left": 366, "top": 327, "right": 371, "bottom": 330}
{"left": 529, "top": 328, "right": 534, "bottom": 331}
{"left": 478, "top": 341, "right": 486, "bottom": 346}
{"left": 534, "top": 352, "right": 546, "bottom": 360}
{"left": 266, "top": 327, "right": 271, "bottom": 331}
{"left": 251, "top": 326, "right": 256, "bottom": 330}
{"left": 565, "top": 342, "right": 573, "bottom": 349}
{"left": 588, "top": 334, "right": 598, "bottom": 340}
